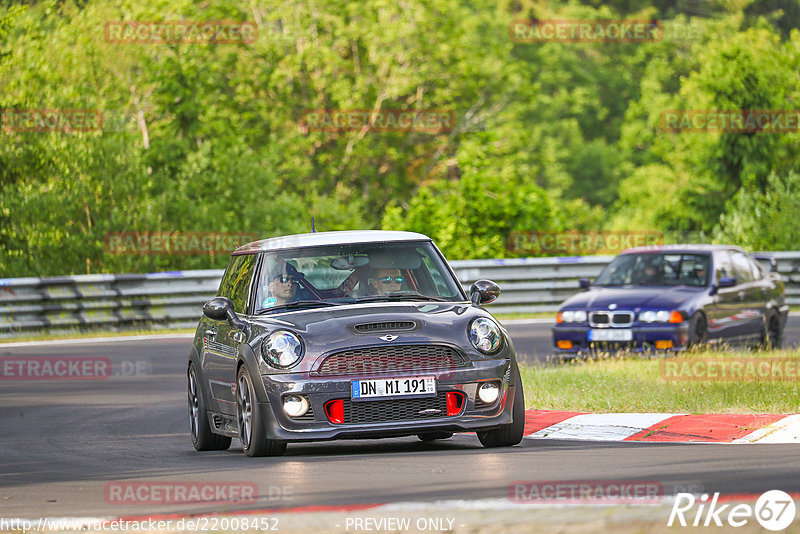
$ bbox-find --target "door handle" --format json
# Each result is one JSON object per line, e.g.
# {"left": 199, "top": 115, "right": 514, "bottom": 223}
{"left": 233, "top": 331, "right": 246, "bottom": 344}
{"left": 205, "top": 329, "right": 217, "bottom": 337}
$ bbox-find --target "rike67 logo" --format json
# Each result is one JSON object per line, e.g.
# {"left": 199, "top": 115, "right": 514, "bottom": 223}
{"left": 669, "top": 490, "right": 796, "bottom": 531}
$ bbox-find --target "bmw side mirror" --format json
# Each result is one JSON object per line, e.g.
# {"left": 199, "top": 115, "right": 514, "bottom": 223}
{"left": 579, "top": 278, "right": 591, "bottom": 289}
{"left": 717, "top": 277, "right": 736, "bottom": 288}
{"left": 470, "top": 279, "right": 501, "bottom": 305}
{"left": 203, "top": 297, "right": 234, "bottom": 321}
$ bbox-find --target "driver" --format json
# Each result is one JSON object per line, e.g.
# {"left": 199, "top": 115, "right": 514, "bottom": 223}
{"left": 635, "top": 260, "right": 661, "bottom": 284}
{"left": 263, "top": 262, "right": 304, "bottom": 307}
{"left": 368, "top": 268, "right": 403, "bottom": 296}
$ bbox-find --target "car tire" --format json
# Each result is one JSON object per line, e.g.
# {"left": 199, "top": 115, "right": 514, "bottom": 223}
{"left": 417, "top": 432, "right": 454, "bottom": 442}
{"left": 477, "top": 366, "right": 525, "bottom": 448}
{"left": 688, "top": 313, "right": 707, "bottom": 348}
{"left": 188, "top": 364, "right": 231, "bottom": 451}
{"left": 761, "top": 313, "right": 783, "bottom": 349}
{"left": 237, "top": 365, "right": 286, "bottom": 457}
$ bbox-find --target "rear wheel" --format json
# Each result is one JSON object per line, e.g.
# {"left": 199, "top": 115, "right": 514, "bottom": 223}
{"left": 477, "top": 366, "right": 525, "bottom": 448}
{"left": 188, "top": 364, "right": 231, "bottom": 451}
{"left": 688, "top": 313, "right": 707, "bottom": 348}
{"left": 237, "top": 365, "right": 286, "bottom": 457}
{"left": 417, "top": 432, "right": 453, "bottom": 442}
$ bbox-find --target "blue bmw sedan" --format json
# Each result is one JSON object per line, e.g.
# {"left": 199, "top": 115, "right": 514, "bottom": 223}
{"left": 552, "top": 245, "right": 788, "bottom": 355}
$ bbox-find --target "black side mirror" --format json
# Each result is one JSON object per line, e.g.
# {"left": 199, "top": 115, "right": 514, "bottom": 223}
{"left": 470, "top": 279, "right": 501, "bottom": 305}
{"left": 203, "top": 297, "right": 234, "bottom": 321}
{"left": 579, "top": 278, "right": 591, "bottom": 289}
{"left": 717, "top": 277, "right": 737, "bottom": 288}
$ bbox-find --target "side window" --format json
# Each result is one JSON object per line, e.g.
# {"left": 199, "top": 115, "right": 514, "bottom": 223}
{"left": 217, "top": 254, "right": 256, "bottom": 314}
{"left": 730, "top": 252, "right": 754, "bottom": 284}
{"left": 714, "top": 251, "right": 732, "bottom": 282}
{"left": 748, "top": 257, "right": 763, "bottom": 280}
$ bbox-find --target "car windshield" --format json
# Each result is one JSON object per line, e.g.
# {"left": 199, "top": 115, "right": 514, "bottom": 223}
{"left": 254, "top": 241, "right": 465, "bottom": 313}
{"left": 594, "top": 253, "right": 711, "bottom": 287}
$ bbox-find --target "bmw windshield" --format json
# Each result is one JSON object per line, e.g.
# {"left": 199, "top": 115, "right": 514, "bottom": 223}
{"left": 593, "top": 253, "right": 711, "bottom": 287}
{"left": 254, "top": 241, "right": 465, "bottom": 313}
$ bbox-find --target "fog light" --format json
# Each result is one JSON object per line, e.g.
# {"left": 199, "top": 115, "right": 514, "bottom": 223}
{"left": 283, "top": 395, "right": 309, "bottom": 418}
{"left": 557, "top": 340, "right": 573, "bottom": 349}
{"left": 655, "top": 340, "right": 674, "bottom": 349}
{"left": 478, "top": 382, "right": 500, "bottom": 404}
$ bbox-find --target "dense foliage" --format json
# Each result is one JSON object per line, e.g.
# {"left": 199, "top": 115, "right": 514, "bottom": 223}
{"left": 1, "top": 0, "right": 798, "bottom": 276}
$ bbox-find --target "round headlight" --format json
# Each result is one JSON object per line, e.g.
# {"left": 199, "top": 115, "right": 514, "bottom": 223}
{"left": 562, "top": 310, "right": 575, "bottom": 323}
{"left": 640, "top": 310, "right": 656, "bottom": 322}
{"left": 283, "top": 395, "right": 309, "bottom": 417}
{"left": 573, "top": 310, "right": 587, "bottom": 323}
{"left": 478, "top": 382, "right": 500, "bottom": 404}
{"left": 262, "top": 330, "right": 304, "bottom": 368}
{"left": 469, "top": 318, "right": 503, "bottom": 354}
{"left": 655, "top": 310, "right": 670, "bottom": 322}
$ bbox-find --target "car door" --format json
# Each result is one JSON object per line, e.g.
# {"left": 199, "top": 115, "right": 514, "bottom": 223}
{"left": 203, "top": 253, "right": 257, "bottom": 416}
{"left": 729, "top": 251, "right": 761, "bottom": 341}
{"left": 707, "top": 251, "right": 737, "bottom": 342}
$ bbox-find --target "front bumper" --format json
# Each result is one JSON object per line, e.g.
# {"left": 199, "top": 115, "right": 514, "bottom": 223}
{"left": 553, "top": 323, "right": 690, "bottom": 355}
{"left": 257, "top": 358, "right": 515, "bottom": 441}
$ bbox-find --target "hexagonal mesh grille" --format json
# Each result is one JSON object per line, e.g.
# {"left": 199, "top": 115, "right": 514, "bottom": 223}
{"left": 317, "top": 345, "right": 467, "bottom": 376}
{"left": 342, "top": 394, "right": 448, "bottom": 424}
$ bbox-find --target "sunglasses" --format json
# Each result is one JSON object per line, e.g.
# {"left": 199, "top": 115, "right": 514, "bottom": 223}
{"left": 275, "top": 275, "right": 298, "bottom": 284}
{"left": 378, "top": 276, "right": 403, "bottom": 284}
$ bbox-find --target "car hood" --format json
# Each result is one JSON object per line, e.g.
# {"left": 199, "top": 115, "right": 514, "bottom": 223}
{"left": 248, "top": 301, "right": 501, "bottom": 371}
{"left": 561, "top": 286, "right": 705, "bottom": 310}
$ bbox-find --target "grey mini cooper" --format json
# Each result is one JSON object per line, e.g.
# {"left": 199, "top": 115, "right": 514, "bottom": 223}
{"left": 188, "top": 230, "right": 525, "bottom": 456}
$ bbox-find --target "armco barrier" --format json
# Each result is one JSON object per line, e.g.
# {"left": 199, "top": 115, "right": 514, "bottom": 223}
{"left": 1, "top": 253, "right": 799, "bottom": 338}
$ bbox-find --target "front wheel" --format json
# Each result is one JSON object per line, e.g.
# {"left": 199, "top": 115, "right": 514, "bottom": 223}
{"left": 477, "top": 366, "right": 525, "bottom": 448}
{"left": 687, "top": 313, "right": 707, "bottom": 349}
{"left": 761, "top": 313, "right": 783, "bottom": 349}
{"left": 237, "top": 365, "right": 286, "bottom": 457}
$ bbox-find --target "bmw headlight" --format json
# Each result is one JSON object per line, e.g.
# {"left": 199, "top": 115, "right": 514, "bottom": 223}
{"left": 469, "top": 318, "right": 503, "bottom": 354}
{"left": 559, "top": 310, "right": 587, "bottom": 323}
{"left": 262, "top": 330, "right": 304, "bottom": 368}
{"left": 639, "top": 310, "right": 680, "bottom": 323}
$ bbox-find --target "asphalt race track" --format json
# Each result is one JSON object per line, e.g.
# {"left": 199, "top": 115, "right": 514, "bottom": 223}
{"left": 1, "top": 317, "right": 799, "bottom": 519}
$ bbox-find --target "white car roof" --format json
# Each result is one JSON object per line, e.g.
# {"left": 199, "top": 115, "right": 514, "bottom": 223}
{"left": 232, "top": 230, "right": 432, "bottom": 255}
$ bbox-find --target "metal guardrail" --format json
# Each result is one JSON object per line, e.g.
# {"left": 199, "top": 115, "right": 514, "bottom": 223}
{"left": 2, "top": 252, "right": 800, "bottom": 337}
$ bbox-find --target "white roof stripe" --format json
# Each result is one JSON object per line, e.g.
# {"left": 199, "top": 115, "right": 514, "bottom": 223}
{"left": 233, "top": 230, "right": 431, "bottom": 254}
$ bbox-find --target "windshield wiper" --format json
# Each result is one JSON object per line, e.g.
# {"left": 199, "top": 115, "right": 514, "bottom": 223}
{"left": 257, "top": 300, "right": 341, "bottom": 314}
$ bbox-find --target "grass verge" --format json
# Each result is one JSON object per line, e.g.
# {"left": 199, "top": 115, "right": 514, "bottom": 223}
{"left": 519, "top": 349, "right": 800, "bottom": 414}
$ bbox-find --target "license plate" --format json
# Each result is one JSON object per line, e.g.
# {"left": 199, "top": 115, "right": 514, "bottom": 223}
{"left": 588, "top": 329, "right": 633, "bottom": 342}
{"left": 351, "top": 376, "right": 436, "bottom": 400}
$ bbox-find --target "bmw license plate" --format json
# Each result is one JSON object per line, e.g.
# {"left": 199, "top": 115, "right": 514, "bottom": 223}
{"left": 351, "top": 376, "right": 436, "bottom": 400}
{"left": 588, "top": 329, "right": 633, "bottom": 342}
